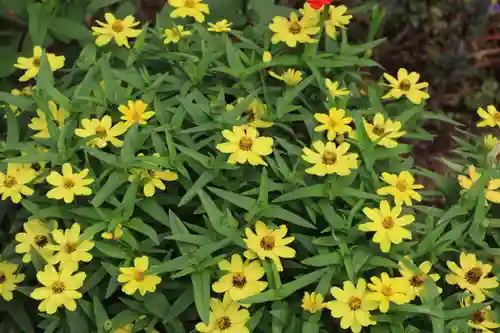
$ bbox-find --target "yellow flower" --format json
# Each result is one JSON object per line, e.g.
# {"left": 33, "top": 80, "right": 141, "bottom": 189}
{"left": 326, "top": 279, "right": 377, "bottom": 333}
{"left": 15, "top": 218, "right": 54, "bottom": 263}
{"left": 92, "top": 13, "right": 142, "bottom": 48}
{"left": 0, "top": 262, "right": 25, "bottom": 301}
{"left": 262, "top": 51, "right": 272, "bottom": 63}
{"left": 8, "top": 86, "right": 33, "bottom": 115}
{"left": 358, "top": 200, "right": 414, "bottom": 253}
{"left": 461, "top": 296, "right": 500, "bottom": 333}
{"left": 118, "top": 256, "right": 161, "bottom": 295}
{"left": 299, "top": 3, "right": 321, "bottom": 26}
{"left": 301, "top": 141, "right": 358, "bottom": 176}
{"left": 243, "top": 221, "right": 295, "bottom": 272}
{"left": 367, "top": 273, "right": 411, "bottom": 313}
{"left": 446, "top": 253, "right": 499, "bottom": 303}
{"left": 216, "top": 126, "right": 273, "bottom": 166}
{"left": 102, "top": 224, "right": 123, "bottom": 240}
{"left": 212, "top": 254, "right": 267, "bottom": 301}
{"left": 325, "top": 5, "right": 352, "bottom": 39}
{"left": 114, "top": 325, "right": 133, "bottom": 333}
{"left": 363, "top": 113, "right": 406, "bottom": 148}
{"left": 195, "top": 294, "right": 250, "bottom": 333}
{"left": 484, "top": 134, "right": 500, "bottom": 150}
{"left": 398, "top": 257, "right": 441, "bottom": 300}
{"left": 14, "top": 46, "right": 64, "bottom": 82}
{"left": 46, "top": 163, "right": 94, "bottom": 203}
{"left": 302, "top": 292, "right": 325, "bottom": 313}
{"left": 168, "top": 0, "right": 210, "bottom": 23}
{"left": 0, "top": 164, "right": 35, "bottom": 203}
{"left": 269, "top": 12, "right": 319, "bottom": 47}
{"left": 226, "top": 98, "right": 273, "bottom": 128}
{"left": 208, "top": 19, "right": 232, "bottom": 33}
{"left": 118, "top": 100, "right": 155, "bottom": 127}
{"left": 128, "top": 154, "right": 178, "bottom": 197}
{"left": 48, "top": 223, "right": 94, "bottom": 266}
{"left": 75, "top": 115, "right": 129, "bottom": 148}
{"left": 377, "top": 171, "right": 424, "bottom": 206}
{"left": 382, "top": 68, "right": 430, "bottom": 105}
{"left": 163, "top": 25, "right": 191, "bottom": 44}
{"left": 269, "top": 68, "right": 302, "bottom": 86}
{"left": 458, "top": 165, "right": 500, "bottom": 204}
{"left": 477, "top": 105, "right": 500, "bottom": 128}
{"left": 31, "top": 264, "right": 86, "bottom": 314}
{"left": 325, "top": 79, "right": 350, "bottom": 98}
{"left": 314, "top": 108, "right": 353, "bottom": 140}
{"left": 28, "top": 101, "right": 68, "bottom": 138}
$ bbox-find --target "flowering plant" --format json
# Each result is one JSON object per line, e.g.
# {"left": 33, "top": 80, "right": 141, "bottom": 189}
{"left": 0, "top": 1, "right": 499, "bottom": 333}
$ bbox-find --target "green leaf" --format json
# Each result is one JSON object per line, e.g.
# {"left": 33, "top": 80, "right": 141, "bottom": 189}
{"left": 27, "top": 3, "right": 49, "bottom": 45}
{"left": 164, "top": 288, "right": 194, "bottom": 322}
{"left": 179, "top": 172, "right": 215, "bottom": 207}
{"left": 65, "top": 308, "right": 89, "bottom": 333}
{"left": 276, "top": 76, "right": 315, "bottom": 118}
{"left": 137, "top": 199, "right": 170, "bottom": 227}
{"left": 49, "top": 18, "right": 92, "bottom": 42}
{"left": 259, "top": 205, "right": 316, "bottom": 229}
{"left": 0, "top": 92, "right": 34, "bottom": 109}
{"left": 208, "top": 187, "right": 257, "bottom": 211}
{"left": 87, "top": 0, "right": 123, "bottom": 14}
{"left": 95, "top": 242, "right": 129, "bottom": 259}
{"left": 127, "top": 218, "right": 160, "bottom": 245}
{"left": 6, "top": 299, "right": 35, "bottom": 333}
{"left": 91, "top": 172, "right": 127, "bottom": 207}
{"left": 144, "top": 292, "right": 169, "bottom": 318}
{"left": 273, "top": 185, "right": 325, "bottom": 202}
{"left": 301, "top": 252, "right": 342, "bottom": 267}
{"left": 93, "top": 295, "right": 110, "bottom": 333}
{"left": 191, "top": 270, "right": 211, "bottom": 323}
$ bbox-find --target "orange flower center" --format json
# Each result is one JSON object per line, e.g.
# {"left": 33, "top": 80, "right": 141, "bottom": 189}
{"left": 396, "top": 180, "right": 408, "bottom": 192}
{"left": 465, "top": 267, "right": 483, "bottom": 284}
{"left": 289, "top": 21, "right": 302, "bottom": 34}
{"left": 348, "top": 296, "right": 361, "bottom": 310}
{"left": 382, "top": 216, "right": 395, "bottom": 229}
{"left": 373, "top": 125, "right": 385, "bottom": 136}
{"left": 111, "top": 20, "right": 124, "bottom": 33}
{"left": 495, "top": 113, "right": 500, "bottom": 122}
{"left": 134, "top": 271, "right": 145, "bottom": 281}
{"left": 32, "top": 57, "right": 41, "bottom": 68}
{"left": 4, "top": 176, "right": 17, "bottom": 188}
{"left": 216, "top": 316, "right": 231, "bottom": 330}
{"left": 35, "top": 235, "right": 49, "bottom": 248}
{"left": 52, "top": 281, "right": 65, "bottom": 294}
{"left": 322, "top": 151, "right": 337, "bottom": 165}
{"left": 260, "top": 235, "right": 275, "bottom": 251}
{"left": 410, "top": 275, "right": 425, "bottom": 287}
{"left": 472, "top": 309, "right": 487, "bottom": 324}
{"left": 63, "top": 178, "right": 75, "bottom": 189}
{"left": 232, "top": 273, "right": 247, "bottom": 289}
{"left": 381, "top": 285, "right": 393, "bottom": 296}
{"left": 399, "top": 79, "right": 411, "bottom": 91}
{"left": 239, "top": 137, "right": 253, "bottom": 151}
{"left": 0, "top": 272, "right": 6, "bottom": 284}
{"left": 96, "top": 125, "right": 107, "bottom": 138}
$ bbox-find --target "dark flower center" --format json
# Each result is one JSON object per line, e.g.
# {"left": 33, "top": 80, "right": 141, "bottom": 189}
{"left": 135, "top": 271, "right": 144, "bottom": 281}
{"left": 322, "top": 151, "right": 337, "bottom": 165}
{"left": 399, "top": 79, "right": 411, "bottom": 91}
{"left": 96, "top": 126, "right": 107, "bottom": 138}
{"left": 63, "top": 178, "right": 75, "bottom": 189}
{"left": 111, "top": 20, "right": 124, "bottom": 33}
{"left": 410, "top": 275, "right": 425, "bottom": 287}
{"left": 396, "top": 180, "right": 408, "bottom": 192}
{"left": 373, "top": 125, "right": 385, "bottom": 136}
{"left": 495, "top": 113, "right": 500, "bottom": 122}
{"left": 239, "top": 137, "right": 253, "bottom": 151}
{"left": 52, "top": 281, "right": 65, "bottom": 293}
{"left": 381, "top": 286, "right": 393, "bottom": 296}
{"left": 185, "top": 0, "right": 197, "bottom": 7}
{"left": 32, "top": 57, "right": 41, "bottom": 67}
{"left": 4, "top": 176, "right": 17, "bottom": 188}
{"left": 348, "top": 296, "right": 361, "bottom": 310}
{"left": 65, "top": 242, "right": 77, "bottom": 253}
{"left": 216, "top": 316, "right": 231, "bottom": 330}
{"left": 465, "top": 267, "right": 483, "bottom": 284}
{"left": 471, "top": 309, "right": 486, "bottom": 324}
{"left": 232, "top": 273, "right": 247, "bottom": 288}
{"left": 0, "top": 272, "right": 6, "bottom": 284}
{"left": 35, "top": 235, "right": 49, "bottom": 248}
{"left": 289, "top": 22, "right": 302, "bottom": 34}
{"left": 260, "top": 235, "right": 275, "bottom": 251}
{"left": 382, "top": 216, "right": 395, "bottom": 229}
{"left": 31, "top": 163, "right": 42, "bottom": 171}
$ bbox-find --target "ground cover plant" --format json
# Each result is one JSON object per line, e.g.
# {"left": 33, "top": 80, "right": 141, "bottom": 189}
{"left": 0, "top": 0, "right": 500, "bottom": 333}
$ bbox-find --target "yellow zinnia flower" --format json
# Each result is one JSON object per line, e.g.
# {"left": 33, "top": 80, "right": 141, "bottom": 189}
{"left": 243, "top": 221, "right": 295, "bottom": 272}
{"left": 358, "top": 200, "right": 414, "bottom": 253}
{"left": 212, "top": 254, "right": 268, "bottom": 301}
{"left": 195, "top": 294, "right": 250, "bottom": 333}
{"left": 302, "top": 292, "right": 326, "bottom": 313}
{"left": 382, "top": 68, "right": 430, "bottom": 105}
{"left": 168, "top": 0, "right": 210, "bottom": 23}
{"left": 75, "top": 115, "right": 129, "bottom": 148}
{"left": 48, "top": 223, "right": 94, "bottom": 266}
{"left": 484, "top": 134, "right": 500, "bottom": 150}
{"left": 0, "top": 163, "right": 35, "bottom": 203}
{"left": 46, "top": 163, "right": 94, "bottom": 203}
{"left": 269, "top": 68, "right": 302, "bottom": 86}
{"left": 363, "top": 113, "right": 406, "bottom": 148}
{"left": 325, "top": 5, "right": 352, "bottom": 39}
{"left": 118, "top": 100, "right": 155, "bottom": 127}
{"left": 301, "top": 141, "right": 358, "bottom": 176}
{"left": 31, "top": 264, "right": 86, "bottom": 314}
{"left": 118, "top": 256, "right": 161, "bottom": 295}
{"left": 262, "top": 51, "right": 272, "bottom": 63}
{"left": 326, "top": 279, "right": 377, "bottom": 333}
{"left": 367, "top": 273, "right": 411, "bottom": 313}
{"left": 299, "top": 3, "right": 321, "bottom": 26}
{"left": 461, "top": 296, "right": 500, "bottom": 333}
{"left": 325, "top": 79, "right": 350, "bottom": 98}
{"left": 216, "top": 126, "right": 273, "bottom": 166}
{"left": 101, "top": 224, "right": 123, "bottom": 240}
{"left": 226, "top": 98, "right": 273, "bottom": 128}
{"left": 377, "top": 171, "right": 424, "bottom": 206}
{"left": 0, "top": 261, "right": 25, "bottom": 301}
{"left": 477, "top": 105, "right": 500, "bottom": 128}
{"left": 314, "top": 107, "right": 353, "bottom": 140}
{"left": 92, "top": 13, "right": 142, "bottom": 48}
{"left": 163, "top": 25, "right": 191, "bottom": 44}
{"left": 269, "top": 12, "right": 319, "bottom": 47}
{"left": 14, "top": 46, "right": 64, "bottom": 82}
{"left": 207, "top": 19, "right": 232, "bottom": 33}
{"left": 128, "top": 153, "right": 178, "bottom": 197}
{"left": 398, "top": 257, "right": 441, "bottom": 300}
{"left": 446, "top": 253, "right": 499, "bottom": 303}
{"left": 458, "top": 165, "right": 500, "bottom": 204}
{"left": 28, "top": 101, "right": 68, "bottom": 139}
{"left": 15, "top": 218, "right": 54, "bottom": 263}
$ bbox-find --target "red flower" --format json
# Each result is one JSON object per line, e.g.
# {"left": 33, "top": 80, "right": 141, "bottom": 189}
{"left": 306, "top": 0, "right": 332, "bottom": 9}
